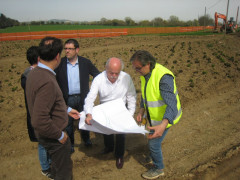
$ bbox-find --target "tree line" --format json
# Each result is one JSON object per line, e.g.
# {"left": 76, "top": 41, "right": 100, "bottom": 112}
{"left": 0, "top": 14, "right": 20, "bottom": 29}
{"left": 86, "top": 15, "right": 214, "bottom": 27}
{"left": 0, "top": 13, "right": 215, "bottom": 29}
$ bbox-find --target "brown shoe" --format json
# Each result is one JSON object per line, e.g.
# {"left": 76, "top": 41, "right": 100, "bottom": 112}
{"left": 116, "top": 157, "right": 124, "bottom": 169}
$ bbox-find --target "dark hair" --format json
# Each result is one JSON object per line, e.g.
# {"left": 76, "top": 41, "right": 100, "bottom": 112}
{"left": 26, "top": 46, "right": 39, "bottom": 65}
{"left": 130, "top": 50, "right": 156, "bottom": 71}
{"left": 38, "top": 36, "right": 63, "bottom": 62}
{"left": 64, "top": 39, "right": 79, "bottom": 48}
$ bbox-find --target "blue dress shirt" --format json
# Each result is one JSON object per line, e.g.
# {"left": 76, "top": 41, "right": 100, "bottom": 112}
{"left": 67, "top": 59, "right": 80, "bottom": 95}
{"left": 38, "top": 62, "right": 56, "bottom": 75}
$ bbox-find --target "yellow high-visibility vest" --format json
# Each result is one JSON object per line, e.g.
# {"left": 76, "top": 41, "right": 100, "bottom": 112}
{"left": 140, "top": 63, "right": 182, "bottom": 128}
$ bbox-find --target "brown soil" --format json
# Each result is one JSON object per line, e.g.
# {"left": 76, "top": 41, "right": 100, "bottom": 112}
{"left": 0, "top": 34, "right": 240, "bottom": 180}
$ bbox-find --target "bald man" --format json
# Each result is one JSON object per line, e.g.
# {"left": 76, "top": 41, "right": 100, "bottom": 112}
{"left": 84, "top": 57, "right": 136, "bottom": 169}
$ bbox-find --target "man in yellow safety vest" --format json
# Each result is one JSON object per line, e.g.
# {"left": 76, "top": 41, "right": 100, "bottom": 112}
{"left": 130, "top": 50, "right": 182, "bottom": 180}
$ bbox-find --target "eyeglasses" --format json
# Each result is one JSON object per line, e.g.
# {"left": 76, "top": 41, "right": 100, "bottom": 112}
{"left": 133, "top": 65, "right": 145, "bottom": 71}
{"left": 64, "top": 48, "right": 76, "bottom": 51}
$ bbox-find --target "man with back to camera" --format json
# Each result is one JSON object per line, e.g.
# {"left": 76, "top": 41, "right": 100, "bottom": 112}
{"left": 55, "top": 39, "right": 100, "bottom": 153}
{"left": 26, "top": 36, "right": 80, "bottom": 180}
{"left": 21, "top": 46, "right": 52, "bottom": 178}
{"left": 130, "top": 50, "right": 182, "bottom": 179}
{"left": 84, "top": 57, "right": 136, "bottom": 169}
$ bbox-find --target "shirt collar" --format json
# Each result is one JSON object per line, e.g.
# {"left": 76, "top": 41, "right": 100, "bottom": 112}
{"left": 38, "top": 62, "right": 56, "bottom": 75}
{"left": 144, "top": 72, "right": 152, "bottom": 81}
{"left": 67, "top": 58, "right": 79, "bottom": 65}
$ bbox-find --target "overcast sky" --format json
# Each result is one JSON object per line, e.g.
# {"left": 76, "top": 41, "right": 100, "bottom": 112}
{"left": 0, "top": 0, "right": 239, "bottom": 23}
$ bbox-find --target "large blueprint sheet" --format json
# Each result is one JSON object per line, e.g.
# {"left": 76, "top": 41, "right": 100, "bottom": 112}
{"left": 79, "top": 99, "right": 148, "bottom": 135}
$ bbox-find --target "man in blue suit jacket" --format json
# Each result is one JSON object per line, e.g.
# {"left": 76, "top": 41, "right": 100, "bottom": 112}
{"left": 55, "top": 39, "right": 100, "bottom": 153}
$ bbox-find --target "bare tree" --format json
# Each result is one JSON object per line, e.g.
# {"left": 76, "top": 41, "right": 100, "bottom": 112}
{"left": 139, "top": 20, "right": 151, "bottom": 26}
{"left": 198, "top": 14, "right": 214, "bottom": 26}
{"left": 151, "top": 17, "right": 165, "bottom": 26}
{"left": 168, "top": 15, "right": 181, "bottom": 26}
{"left": 100, "top": 18, "right": 107, "bottom": 25}
{"left": 125, "top": 17, "right": 135, "bottom": 26}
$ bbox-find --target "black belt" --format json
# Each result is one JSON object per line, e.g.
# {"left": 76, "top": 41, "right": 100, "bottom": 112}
{"left": 68, "top": 94, "right": 81, "bottom": 97}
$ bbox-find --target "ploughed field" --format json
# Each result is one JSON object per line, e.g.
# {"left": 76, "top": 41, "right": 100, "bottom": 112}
{"left": 0, "top": 33, "right": 240, "bottom": 180}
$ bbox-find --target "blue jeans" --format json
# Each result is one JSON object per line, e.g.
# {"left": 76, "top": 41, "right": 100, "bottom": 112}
{"left": 148, "top": 128, "right": 169, "bottom": 169}
{"left": 38, "top": 143, "right": 51, "bottom": 171}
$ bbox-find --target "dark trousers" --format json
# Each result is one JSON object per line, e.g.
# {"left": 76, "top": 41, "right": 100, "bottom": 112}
{"left": 67, "top": 95, "right": 90, "bottom": 146}
{"left": 104, "top": 134, "right": 125, "bottom": 158}
{"left": 38, "top": 137, "right": 72, "bottom": 180}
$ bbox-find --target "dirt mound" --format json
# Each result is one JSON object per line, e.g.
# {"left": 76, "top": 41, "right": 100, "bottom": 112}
{"left": 0, "top": 34, "right": 240, "bottom": 180}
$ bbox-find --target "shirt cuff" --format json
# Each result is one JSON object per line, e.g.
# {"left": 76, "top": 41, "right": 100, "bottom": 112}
{"left": 85, "top": 109, "right": 92, "bottom": 115}
{"left": 163, "top": 116, "right": 173, "bottom": 124}
{"left": 58, "top": 131, "right": 64, "bottom": 141}
{"left": 67, "top": 107, "right": 72, "bottom": 113}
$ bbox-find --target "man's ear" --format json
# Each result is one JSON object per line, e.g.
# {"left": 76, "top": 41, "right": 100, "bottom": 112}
{"left": 56, "top": 53, "right": 61, "bottom": 62}
{"left": 52, "top": 54, "right": 59, "bottom": 67}
{"left": 76, "top": 47, "right": 80, "bottom": 54}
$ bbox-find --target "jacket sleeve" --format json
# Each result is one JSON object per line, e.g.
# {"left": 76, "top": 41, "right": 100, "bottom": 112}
{"left": 21, "top": 74, "right": 26, "bottom": 90}
{"left": 88, "top": 59, "right": 100, "bottom": 78}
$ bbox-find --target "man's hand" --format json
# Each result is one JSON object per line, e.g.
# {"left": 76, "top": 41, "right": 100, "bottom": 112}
{"left": 136, "top": 113, "right": 143, "bottom": 124}
{"left": 148, "top": 119, "right": 168, "bottom": 139}
{"left": 68, "top": 109, "right": 80, "bottom": 120}
{"left": 85, "top": 114, "right": 92, "bottom": 125}
{"left": 136, "top": 108, "right": 145, "bottom": 125}
{"left": 59, "top": 132, "right": 68, "bottom": 144}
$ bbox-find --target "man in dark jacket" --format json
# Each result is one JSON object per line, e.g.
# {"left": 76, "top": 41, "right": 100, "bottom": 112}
{"left": 55, "top": 39, "right": 100, "bottom": 153}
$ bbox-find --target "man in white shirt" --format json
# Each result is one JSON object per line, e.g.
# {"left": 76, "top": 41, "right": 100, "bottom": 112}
{"left": 84, "top": 57, "right": 136, "bottom": 169}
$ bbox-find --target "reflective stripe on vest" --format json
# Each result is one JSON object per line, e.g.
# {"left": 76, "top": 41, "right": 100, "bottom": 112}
{"left": 140, "top": 63, "right": 182, "bottom": 128}
{"left": 147, "top": 91, "right": 179, "bottom": 108}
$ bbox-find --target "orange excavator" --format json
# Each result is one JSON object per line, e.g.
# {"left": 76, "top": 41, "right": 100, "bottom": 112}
{"left": 214, "top": 12, "right": 238, "bottom": 33}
